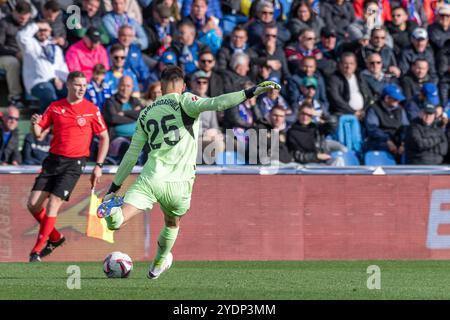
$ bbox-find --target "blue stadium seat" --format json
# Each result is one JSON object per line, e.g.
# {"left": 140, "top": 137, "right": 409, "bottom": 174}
{"left": 330, "top": 151, "right": 360, "bottom": 166}
{"left": 215, "top": 151, "right": 245, "bottom": 165}
{"left": 336, "top": 115, "right": 363, "bottom": 156}
{"left": 364, "top": 150, "right": 396, "bottom": 166}
{"left": 219, "top": 15, "right": 249, "bottom": 36}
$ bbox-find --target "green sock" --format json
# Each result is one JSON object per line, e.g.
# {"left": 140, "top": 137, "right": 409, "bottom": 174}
{"left": 105, "top": 207, "right": 124, "bottom": 230}
{"left": 154, "top": 226, "right": 179, "bottom": 265}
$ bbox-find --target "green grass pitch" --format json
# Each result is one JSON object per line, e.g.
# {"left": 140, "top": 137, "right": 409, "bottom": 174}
{"left": 1, "top": 260, "right": 450, "bottom": 300}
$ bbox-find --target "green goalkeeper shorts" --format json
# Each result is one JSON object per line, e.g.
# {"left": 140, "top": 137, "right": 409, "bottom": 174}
{"left": 124, "top": 175, "right": 194, "bottom": 217}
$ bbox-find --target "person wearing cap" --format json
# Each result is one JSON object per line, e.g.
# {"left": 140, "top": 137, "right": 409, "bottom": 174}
{"left": 102, "top": 0, "right": 148, "bottom": 50}
{"left": 287, "top": 0, "right": 325, "bottom": 42}
{"left": 386, "top": 6, "right": 419, "bottom": 56}
{"left": 286, "top": 56, "right": 329, "bottom": 114}
{"left": 404, "top": 103, "right": 448, "bottom": 165}
{"left": 405, "top": 82, "right": 441, "bottom": 122}
{"left": 398, "top": 27, "right": 437, "bottom": 80}
{"left": 248, "top": 23, "right": 290, "bottom": 83}
{"left": 365, "top": 84, "right": 410, "bottom": 159}
{"left": 144, "top": 2, "right": 176, "bottom": 57}
{"left": 16, "top": 20, "right": 69, "bottom": 113}
{"left": 428, "top": 4, "right": 450, "bottom": 50}
{"left": 360, "top": 52, "right": 398, "bottom": 101}
{"left": 189, "top": 69, "right": 225, "bottom": 164}
{"left": 400, "top": 58, "right": 437, "bottom": 101}
{"left": 66, "top": 26, "right": 110, "bottom": 82}
{"left": 66, "top": 0, "right": 110, "bottom": 45}
{"left": 296, "top": 75, "right": 327, "bottom": 125}
{"left": 316, "top": 26, "right": 338, "bottom": 77}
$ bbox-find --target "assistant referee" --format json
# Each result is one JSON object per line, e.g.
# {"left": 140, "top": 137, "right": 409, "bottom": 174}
{"left": 27, "top": 71, "right": 110, "bottom": 262}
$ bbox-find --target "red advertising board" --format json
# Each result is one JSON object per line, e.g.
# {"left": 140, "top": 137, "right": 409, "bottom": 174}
{"left": 1, "top": 174, "right": 450, "bottom": 262}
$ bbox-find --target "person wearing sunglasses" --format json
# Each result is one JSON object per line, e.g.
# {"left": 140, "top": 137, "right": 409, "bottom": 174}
{"left": 248, "top": 23, "right": 291, "bottom": 83}
{"left": 360, "top": 52, "right": 398, "bottom": 101}
{"left": 189, "top": 70, "right": 225, "bottom": 165}
{"left": 285, "top": 28, "right": 322, "bottom": 74}
{"left": 104, "top": 43, "right": 141, "bottom": 97}
{"left": 287, "top": 101, "right": 342, "bottom": 165}
{"left": 247, "top": 1, "right": 290, "bottom": 47}
{"left": 385, "top": 6, "right": 418, "bottom": 56}
{"left": 365, "top": 84, "right": 410, "bottom": 162}
{"left": 0, "top": 105, "right": 21, "bottom": 165}
{"left": 198, "top": 49, "right": 223, "bottom": 97}
{"left": 66, "top": 26, "right": 110, "bottom": 82}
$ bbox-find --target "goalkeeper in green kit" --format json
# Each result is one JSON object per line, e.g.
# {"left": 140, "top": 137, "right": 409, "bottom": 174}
{"left": 97, "top": 66, "right": 280, "bottom": 279}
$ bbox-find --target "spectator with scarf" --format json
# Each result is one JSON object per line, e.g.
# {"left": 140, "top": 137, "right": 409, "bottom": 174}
{"left": 144, "top": 2, "right": 176, "bottom": 57}
{"left": 216, "top": 25, "right": 251, "bottom": 72}
{"left": 169, "top": 19, "right": 207, "bottom": 75}
{"left": 183, "top": 0, "right": 222, "bottom": 54}
{"left": 116, "top": 25, "right": 150, "bottom": 90}
{"left": 398, "top": 28, "right": 437, "bottom": 80}
{"left": 16, "top": 21, "right": 68, "bottom": 113}
{"left": 85, "top": 63, "right": 112, "bottom": 111}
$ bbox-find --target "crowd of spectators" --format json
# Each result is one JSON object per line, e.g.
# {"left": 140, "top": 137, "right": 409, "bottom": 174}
{"left": 1, "top": 0, "right": 450, "bottom": 166}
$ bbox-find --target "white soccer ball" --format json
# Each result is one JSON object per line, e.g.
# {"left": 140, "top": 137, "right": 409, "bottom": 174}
{"left": 103, "top": 251, "right": 133, "bottom": 278}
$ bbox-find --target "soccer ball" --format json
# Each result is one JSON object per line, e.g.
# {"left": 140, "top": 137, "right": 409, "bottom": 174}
{"left": 103, "top": 251, "right": 133, "bottom": 278}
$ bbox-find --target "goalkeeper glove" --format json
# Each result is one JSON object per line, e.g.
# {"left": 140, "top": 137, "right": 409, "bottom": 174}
{"left": 244, "top": 81, "right": 281, "bottom": 99}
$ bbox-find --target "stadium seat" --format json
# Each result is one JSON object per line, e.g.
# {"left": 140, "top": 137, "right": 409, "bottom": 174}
{"left": 364, "top": 150, "right": 396, "bottom": 166}
{"left": 215, "top": 151, "right": 245, "bottom": 165}
{"left": 219, "top": 15, "right": 249, "bottom": 36}
{"left": 336, "top": 115, "right": 363, "bottom": 156}
{"left": 330, "top": 151, "right": 360, "bottom": 166}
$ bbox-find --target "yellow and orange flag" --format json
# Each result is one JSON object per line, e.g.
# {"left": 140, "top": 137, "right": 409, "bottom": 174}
{"left": 86, "top": 190, "right": 114, "bottom": 243}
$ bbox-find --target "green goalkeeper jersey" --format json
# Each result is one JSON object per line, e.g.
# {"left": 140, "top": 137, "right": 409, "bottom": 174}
{"left": 112, "top": 90, "right": 247, "bottom": 185}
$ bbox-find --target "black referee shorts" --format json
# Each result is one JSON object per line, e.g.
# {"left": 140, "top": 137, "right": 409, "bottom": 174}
{"left": 32, "top": 153, "right": 87, "bottom": 201}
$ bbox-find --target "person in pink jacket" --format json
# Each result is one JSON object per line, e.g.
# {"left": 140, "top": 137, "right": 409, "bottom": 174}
{"left": 65, "top": 27, "right": 110, "bottom": 82}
